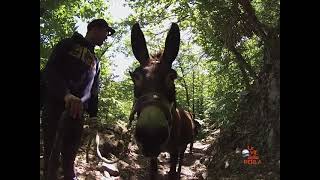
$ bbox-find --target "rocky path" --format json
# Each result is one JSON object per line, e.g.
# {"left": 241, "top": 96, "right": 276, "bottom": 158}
{"left": 40, "top": 121, "right": 219, "bottom": 180}
{"left": 73, "top": 136, "right": 216, "bottom": 180}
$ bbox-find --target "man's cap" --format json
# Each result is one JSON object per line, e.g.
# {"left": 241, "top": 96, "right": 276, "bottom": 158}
{"left": 87, "top": 19, "right": 115, "bottom": 36}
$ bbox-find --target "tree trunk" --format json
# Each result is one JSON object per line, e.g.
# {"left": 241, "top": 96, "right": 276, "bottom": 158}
{"left": 182, "top": 78, "right": 190, "bottom": 109}
{"left": 236, "top": 0, "right": 268, "bottom": 41}
{"left": 219, "top": 0, "right": 280, "bottom": 160}
{"left": 199, "top": 77, "right": 205, "bottom": 119}
{"left": 229, "top": 45, "right": 257, "bottom": 79}
{"left": 264, "top": 30, "right": 280, "bottom": 156}
{"left": 192, "top": 69, "right": 195, "bottom": 114}
{"left": 218, "top": 38, "right": 256, "bottom": 88}
{"left": 177, "top": 59, "right": 190, "bottom": 108}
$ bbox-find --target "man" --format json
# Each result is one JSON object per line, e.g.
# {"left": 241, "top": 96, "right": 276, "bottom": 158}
{"left": 41, "top": 19, "right": 115, "bottom": 180}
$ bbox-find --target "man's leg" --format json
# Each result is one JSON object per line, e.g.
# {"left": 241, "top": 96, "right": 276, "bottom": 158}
{"left": 61, "top": 115, "right": 84, "bottom": 180}
{"left": 42, "top": 105, "right": 64, "bottom": 180}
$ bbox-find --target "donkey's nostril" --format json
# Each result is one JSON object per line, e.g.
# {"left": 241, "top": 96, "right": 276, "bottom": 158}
{"left": 135, "top": 126, "right": 169, "bottom": 146}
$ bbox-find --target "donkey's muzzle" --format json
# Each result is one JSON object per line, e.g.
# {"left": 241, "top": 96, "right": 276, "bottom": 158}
{"left": 135, "top": 126, "right": 169, "bottom": 157}
{"left": 135, "top": 106, "right": 170, "bottom": 157}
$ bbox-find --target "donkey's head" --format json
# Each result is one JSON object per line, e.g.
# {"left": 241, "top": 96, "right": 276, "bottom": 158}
{"left": 130, "top": 23, "right": 180, "bottom": 157}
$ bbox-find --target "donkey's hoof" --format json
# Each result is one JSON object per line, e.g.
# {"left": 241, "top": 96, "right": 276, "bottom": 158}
{"left": 149, "top": 173, "right": 158, "bottom": 180}
{"left": 168, "top": 173, "right": 180, "bottom": 180}
{"left": 168, "top": 171, "right": 180, "bottom": 179}
{"left": 148, "top": 170, "right": 158, "bottom": 179}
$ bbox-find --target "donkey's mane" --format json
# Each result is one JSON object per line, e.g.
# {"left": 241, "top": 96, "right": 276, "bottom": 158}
{"left": 149, "top": 51, "right": 163, "bottom": 63}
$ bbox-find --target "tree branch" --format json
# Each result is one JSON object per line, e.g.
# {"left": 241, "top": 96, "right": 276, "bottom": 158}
{"left": 235, "top": 0, "right": 268, "bottom": 40}
{"left": 229, "top": 45, "right": 257, "bottom": 79}
{"left": 176, "top": 58, "right": 190, "bottom": 108}
{"left": 177, "top": 14, "right": 190, "bottom": 24}
{"left": 218, "top": 37, "right": 257, "bottom": 80}
{"left": 192, "top": 69, "right": 195, "bottom": 114}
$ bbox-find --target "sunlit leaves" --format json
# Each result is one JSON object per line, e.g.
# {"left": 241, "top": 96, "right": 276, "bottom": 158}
{"left": 40, "top": 0, "right": 109, "bottom": 68}
{"left": 41, "top": 0, "right": 279, "bottom": 127}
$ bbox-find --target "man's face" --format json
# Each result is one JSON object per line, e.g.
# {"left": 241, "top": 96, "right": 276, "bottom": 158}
{"left": 92, "top": 27, "right": 109, "bottom": 46}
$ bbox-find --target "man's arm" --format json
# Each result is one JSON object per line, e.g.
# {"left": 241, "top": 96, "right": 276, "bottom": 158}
{"left": 46, "top": 39, "right": 85, "bottom": 119}
{"left": 87, "top": 62, "right": 100, "bottom": 118}
{"left": 46, "top": 39, "right": 71, "bottom": 102}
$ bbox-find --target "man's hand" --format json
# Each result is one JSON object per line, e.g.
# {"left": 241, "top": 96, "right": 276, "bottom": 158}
{"left": 64, "top": 93, "right": 83, "bottom": 119}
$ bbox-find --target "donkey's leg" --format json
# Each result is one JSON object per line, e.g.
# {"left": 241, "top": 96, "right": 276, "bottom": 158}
{"left": 178, "top": 146, "right": 187, "bottom": 174}
{"left": 169, "top": 151, "right": 178, "bottom": 175}
{"left": 150, "top": 157, "right": 158, "bottom": 172}
{"left": 178, "top": 147, "right": 187, "bottom": 175}
{"left": 189, "top": 141, "right": 193, "bottom": 155}
{"left": 149, "top": 157, "right": 158, "bottom": 179}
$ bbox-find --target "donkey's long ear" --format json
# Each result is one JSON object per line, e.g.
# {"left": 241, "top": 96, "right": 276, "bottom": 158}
{"left": 131, "top": 23, "right": 149, "bottom": 65}
{"left": 163, "top": 23, "right": 180, "bottom": 65}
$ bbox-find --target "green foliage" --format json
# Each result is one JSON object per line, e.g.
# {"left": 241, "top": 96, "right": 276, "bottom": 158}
{"left": 40, "top": 0, "right": 109, "bottom": 69}
{"left": 96, "top": 56, "right": 134, "bottom": 124}
{"left": 252, "top": 0, "right": 280, "bottom": 28}
{"left": 41, "top": 0, "right": 279, "bottom": 129}
{"left": 40, "top": 0, "right": 131, "bottom": 125}
{"left": 122, "top": 0, "right": 279, "bottom": 128}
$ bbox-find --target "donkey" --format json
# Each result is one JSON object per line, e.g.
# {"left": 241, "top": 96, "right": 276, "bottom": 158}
{"left": 129, "top": 22, "right": 196, "bottom": 179}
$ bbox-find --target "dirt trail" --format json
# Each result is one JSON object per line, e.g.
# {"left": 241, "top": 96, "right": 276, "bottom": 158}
{"left": 40, "top": 119, "right": 219, "bottom": 180}
{"left": 72, "top": 130, "right": 218, "bottom": 180}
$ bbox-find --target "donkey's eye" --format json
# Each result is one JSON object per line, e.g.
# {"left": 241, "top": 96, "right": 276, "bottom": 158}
{"left": 166, "top": 72, "right": 177, "bottom": 87}
{"left": 131, "top": 72, "right": 143, "bottom": 86}
{"left": 133, "top": 73, "right": 140, "bottom": 80}
{"left": 130, "top": 71, "right": 140, "bottom": 80}
{"left": 167, "top": 71, "right": 177, "bottom": 80}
